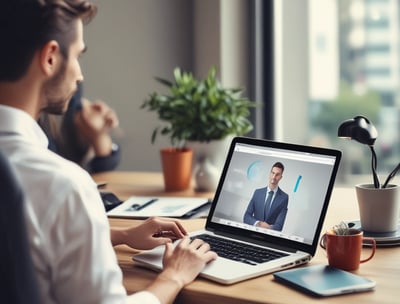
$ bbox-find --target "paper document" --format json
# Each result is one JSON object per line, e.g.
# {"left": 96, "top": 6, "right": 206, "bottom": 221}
{"left": 107, "top": 196, "right": 211, "bottom": 218}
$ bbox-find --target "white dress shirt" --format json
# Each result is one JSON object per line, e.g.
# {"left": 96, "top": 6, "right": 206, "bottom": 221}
{"left": 0, "top": 105, "right": 160, "bottom": 304}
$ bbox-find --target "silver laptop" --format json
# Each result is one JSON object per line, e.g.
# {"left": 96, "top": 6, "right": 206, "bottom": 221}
{"left": 133, "top": 137, "right": 342, "bottom": 284}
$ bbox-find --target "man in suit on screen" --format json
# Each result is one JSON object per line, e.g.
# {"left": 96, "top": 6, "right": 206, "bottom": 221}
{"left": 244, "top": 162, "right": 289, "bottom": 231}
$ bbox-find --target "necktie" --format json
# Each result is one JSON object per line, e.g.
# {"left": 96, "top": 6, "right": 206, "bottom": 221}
{"left": 264, "top": 190, "right": 274, "bottom": 221}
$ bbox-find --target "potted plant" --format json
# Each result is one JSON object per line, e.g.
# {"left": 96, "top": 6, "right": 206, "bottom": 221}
{"left": 338, "top": 116, "right": 400, "bottom": 233}
{"left": 141, "top": 66, "right": 256, "bottom": 191}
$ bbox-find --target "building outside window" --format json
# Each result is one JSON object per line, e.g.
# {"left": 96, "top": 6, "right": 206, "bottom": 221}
{"left": 274, "top": 0, "right": 399, "bottom": 185}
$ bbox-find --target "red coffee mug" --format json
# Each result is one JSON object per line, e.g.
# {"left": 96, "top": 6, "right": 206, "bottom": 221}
{"left": 320, "top": 228, "right": 376, "bottom": 271}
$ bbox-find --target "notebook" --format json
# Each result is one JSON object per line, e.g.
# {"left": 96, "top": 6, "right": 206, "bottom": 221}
{"left": 133, "top": 137, "right": 342, "bottom": 284}
{"left": 107, "top": 196, "right": 211, "bottom": 218}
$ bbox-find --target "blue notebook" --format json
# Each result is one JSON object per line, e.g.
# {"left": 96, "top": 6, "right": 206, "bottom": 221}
{"left": 274, "top": 265, "right": 376, "bottom": 297}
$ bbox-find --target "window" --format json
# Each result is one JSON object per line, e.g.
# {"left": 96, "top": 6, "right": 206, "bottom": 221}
{"left": 271, "top": 0, "right": 399, "bottom": 185}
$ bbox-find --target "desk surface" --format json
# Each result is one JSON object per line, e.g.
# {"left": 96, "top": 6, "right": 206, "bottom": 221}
{"left": 93, "top": 171, "right": 399, "bottom": 304}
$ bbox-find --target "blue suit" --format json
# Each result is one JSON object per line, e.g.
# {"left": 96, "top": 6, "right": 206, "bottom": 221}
{"left": 243, "top": 187, "right": 289, "bottom": 231}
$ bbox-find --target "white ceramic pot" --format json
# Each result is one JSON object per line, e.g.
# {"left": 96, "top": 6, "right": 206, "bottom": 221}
{"left": 186, "top": 135, "right": 233, "bottom": 192}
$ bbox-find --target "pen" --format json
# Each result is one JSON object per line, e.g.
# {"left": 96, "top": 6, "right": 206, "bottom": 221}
{"left": 127, "top": 198, "right": 159, "bottom": 211}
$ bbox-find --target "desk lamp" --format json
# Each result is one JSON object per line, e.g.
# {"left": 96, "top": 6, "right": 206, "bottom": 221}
{"left": 337, "top": 115, "right": 380, "bottom": 188}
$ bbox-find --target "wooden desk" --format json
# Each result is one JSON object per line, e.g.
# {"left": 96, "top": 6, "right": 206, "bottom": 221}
{"left": 93, "top": 171, "right": 400, "bottom": 304}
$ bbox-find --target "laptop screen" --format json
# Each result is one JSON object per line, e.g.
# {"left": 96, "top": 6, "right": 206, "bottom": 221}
{"left": 207, "top": 137, "right": 341, "bottom": 253}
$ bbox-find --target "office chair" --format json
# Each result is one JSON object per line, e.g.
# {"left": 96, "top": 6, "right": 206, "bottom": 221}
{"left": 0, "top": 151, "right": 41, "bottom": 303}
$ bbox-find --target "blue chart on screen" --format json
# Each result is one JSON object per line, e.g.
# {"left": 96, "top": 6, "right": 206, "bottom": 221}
{"left": 294, "top": 175, "right": 302, "bottom": 193}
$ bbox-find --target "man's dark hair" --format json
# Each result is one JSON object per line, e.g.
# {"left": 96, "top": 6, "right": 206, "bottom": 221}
{"left": 272, "top": 161, "right": 284, "bottom": 172}
{"left": 0, "top": 0, "right": 97, "bottom": 81}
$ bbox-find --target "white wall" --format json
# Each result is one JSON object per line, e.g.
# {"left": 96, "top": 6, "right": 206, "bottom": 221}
{"left": 80, "top": 0, "right": 250, "bottom": 171}
{"left": 81, "top": 0, "right": 194, "bottom": 171}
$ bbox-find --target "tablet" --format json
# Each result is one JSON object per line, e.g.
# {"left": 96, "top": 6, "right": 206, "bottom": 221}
{"left": 273, "top": 265, "right": 376, "bottom": 297}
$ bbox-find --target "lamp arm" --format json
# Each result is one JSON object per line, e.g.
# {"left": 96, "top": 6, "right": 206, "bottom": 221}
{"left": 369, "top": 146, "right": 380, "bottom": 188}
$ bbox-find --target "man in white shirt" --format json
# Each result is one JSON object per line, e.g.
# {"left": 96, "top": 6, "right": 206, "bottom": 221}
{"left": 0, "top": 1, "right": 217, "bottom": 303}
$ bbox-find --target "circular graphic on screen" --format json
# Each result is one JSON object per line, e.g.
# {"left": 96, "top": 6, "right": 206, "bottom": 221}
{"left": 247, "top": 161, "right": 265, "bottom": 181}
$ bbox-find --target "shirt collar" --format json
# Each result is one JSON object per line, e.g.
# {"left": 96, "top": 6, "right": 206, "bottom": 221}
{"left": 0, "top": 104, "right": 49, "bottom": 148}
{"left": 267, "top": 187, "right": 277, "bottom": 194}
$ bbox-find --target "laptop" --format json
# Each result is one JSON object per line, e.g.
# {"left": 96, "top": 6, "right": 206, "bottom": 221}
{"left": 133, "top": 137, "right": 342, "bottom": 284}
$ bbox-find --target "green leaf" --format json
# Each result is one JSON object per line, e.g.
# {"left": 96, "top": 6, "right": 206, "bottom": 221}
{"left": 141, "top": 66, "right": 257, "bottom": 147}
{"left": 154, "top": 76, "right": 173, "bottom": 87}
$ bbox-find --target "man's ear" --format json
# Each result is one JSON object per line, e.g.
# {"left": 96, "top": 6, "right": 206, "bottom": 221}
{"left": 39, "top": 40, "right": 61, "bottom": 77}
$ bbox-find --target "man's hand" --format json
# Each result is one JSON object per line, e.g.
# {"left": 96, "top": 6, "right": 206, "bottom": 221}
{"left": 256, "top": 221, "right": 272, "bottom": 229}
{"left": 111, "top": 217, "right": 217, "bottom": 303}
{"left": 74, "top": 98, "right": 119, "bottom": 157}
{"left": 143, "top": 237, "right": 217, "bottom": 303}
{"left": 111, "top": 217, "right": 188, "bottom": 250}
{"left": 161, "top": 237, "right": 218, "bottom": 287}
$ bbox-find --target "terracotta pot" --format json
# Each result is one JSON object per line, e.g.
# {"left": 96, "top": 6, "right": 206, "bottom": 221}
{"left": 160, "top": 148, "right": 193, "bottom": 191}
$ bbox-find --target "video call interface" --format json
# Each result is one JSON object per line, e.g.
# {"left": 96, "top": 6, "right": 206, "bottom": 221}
{"left": 210, "top": 142, "right": 337, "bottom": 245}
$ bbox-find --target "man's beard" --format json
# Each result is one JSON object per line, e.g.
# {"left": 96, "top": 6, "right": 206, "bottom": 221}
{"left": 42, "top": 59, "right": 75, "bottom": 115}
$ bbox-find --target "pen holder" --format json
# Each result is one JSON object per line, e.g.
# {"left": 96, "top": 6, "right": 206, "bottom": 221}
{"left": 355, "top": 184, "right": 399, "bottom": 233}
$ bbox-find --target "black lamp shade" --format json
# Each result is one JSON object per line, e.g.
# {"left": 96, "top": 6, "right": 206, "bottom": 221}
{"left": 337, "top": 116, "right": 378, "bottom": 146}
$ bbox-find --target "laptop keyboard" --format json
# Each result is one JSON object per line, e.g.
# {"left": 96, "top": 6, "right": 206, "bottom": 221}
{"left": 194, "top": 234, "right": 289, "bottom": 265}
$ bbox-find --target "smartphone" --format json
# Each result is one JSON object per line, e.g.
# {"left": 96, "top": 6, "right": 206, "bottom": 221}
{"left": 274, "top": 265, "right": 376, "bottom": 297}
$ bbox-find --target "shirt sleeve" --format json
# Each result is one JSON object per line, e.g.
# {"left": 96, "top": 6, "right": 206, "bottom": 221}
{"left": 46, "top": 169, "right": 128, "bottom": 303}
{"left": 87, "top": 143, "right": 121, "bottom": 173}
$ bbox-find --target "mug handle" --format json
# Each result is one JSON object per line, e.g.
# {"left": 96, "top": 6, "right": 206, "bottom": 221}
{"left": 360, "top": 237, "right": 376, "bottom": 263}
{"left": 319, "top": 233, "right": 327, "bottom": 249}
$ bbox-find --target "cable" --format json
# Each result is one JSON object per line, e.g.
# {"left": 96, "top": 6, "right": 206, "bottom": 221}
{"left": 369, "top": 146, "right": 380, "bottom": 188}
